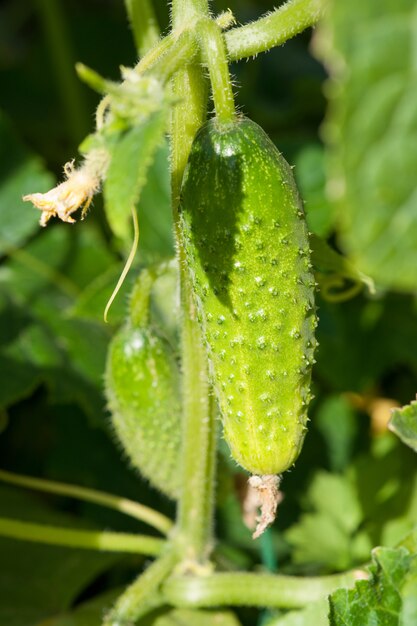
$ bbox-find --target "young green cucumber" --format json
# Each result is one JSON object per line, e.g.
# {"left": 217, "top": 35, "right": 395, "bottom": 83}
{"left": 105, "top": 269, "right": 182, "bottom": 499}
{"left": 179, "top": 116, "right": 316, "bottom": 478}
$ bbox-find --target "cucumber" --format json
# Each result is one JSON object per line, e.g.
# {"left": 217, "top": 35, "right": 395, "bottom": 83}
{"left": 179, "top": 116, "right": 316, "bottom": 477}
{"left": 105, "top": 268, "right": 182, "bottom": 499}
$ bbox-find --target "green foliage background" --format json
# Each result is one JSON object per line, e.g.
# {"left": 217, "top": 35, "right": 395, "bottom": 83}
{"left": 0, "top": 0, "right": 417, "bottom": 624}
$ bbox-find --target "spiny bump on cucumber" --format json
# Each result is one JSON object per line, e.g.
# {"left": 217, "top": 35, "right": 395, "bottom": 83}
{"left": 179, "top": 116, "right": 317, "bottom": 514}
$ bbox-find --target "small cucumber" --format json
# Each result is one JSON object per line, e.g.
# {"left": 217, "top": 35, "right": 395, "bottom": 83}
{"left": 105, "top": 268, "right": 182, "bottom": 499}
{"left": 179, "top": 116, "right": 316, "bottom": 477}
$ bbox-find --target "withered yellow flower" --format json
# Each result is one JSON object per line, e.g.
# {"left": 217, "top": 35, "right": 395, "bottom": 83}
{"left": 23, "top": 160, "right": 101, "bottom": 227}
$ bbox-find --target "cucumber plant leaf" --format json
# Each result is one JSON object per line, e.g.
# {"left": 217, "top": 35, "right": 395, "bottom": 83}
{"left": 0, "top": 225, "right": 111, "bottom": 420}
{"left": 315, "top": 394, "right": 358, "bottom": 472}
{"left": 285, "top": 471, "right": 371, "bottom": 570}
{"left": 389, "top": 399, "right": 417, "bottom": 453}
{"left": 329, "top": 546, "right": 417, "bottom": 626}
{"left": 104, "top": 109, "right": 168, "bottom": 243}
{"left": 317, "top": 0, "right": 417, "bottom": 292}
{"left": 136, "top": 142, "right": 174, "bottom": 259}
{"left": 0, "top": 111, "right": 54, "bottom": 255}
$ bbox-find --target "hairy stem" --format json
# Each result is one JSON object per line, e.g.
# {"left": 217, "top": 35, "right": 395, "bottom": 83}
{"left": 198, "top": 18, "right": 235, "bottom": 124}
{"left": 163, "top": 570, "right": 362, "bottom": 609}
{"left": 0, "top": 469, "right": 172, "bottom": 535}
{"left": 225, "top": 0, "right": 326, "bottom": 62}
{"left": 171, "top": 0, "right": 209, "bottom": 28}
{"left": 104, "top": 545, "right": 178, "bottom": 625}
{"left": 125, "top": 0, "right": 160, "bottom": 57}
{"left": 170, "top": 0, "right": 217, "bottom": 566}
{"left": 136, "top": 32, "right": 177, "bottom": 74}
{"left": 150, "top": 30, "right": 199, "bottom": 83}
{"left": 0, "top": 517, "right": 164, "bottom": 555}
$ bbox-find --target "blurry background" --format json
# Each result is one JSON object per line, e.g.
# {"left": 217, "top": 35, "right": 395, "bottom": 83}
{"left": 1, "top": 1, "right": 417, "bottom": 624}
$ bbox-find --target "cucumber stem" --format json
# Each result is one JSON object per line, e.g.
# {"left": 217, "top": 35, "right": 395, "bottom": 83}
{"left": 104, "top": 544, "right": 178, "bottom": 625}
{"left": 163, "top": 570, "right": 362, "bottom": 609}
{"left": 149, "top": 30, "right": 199, "bottom": 83}
{"left": 0, "top": 468, "right": 173, "bottom": 535}
{"left": 198, "top": 18, "right": 235, "bottom": 125}
{"left": 172, "top": 0, "right": 209, "bottom": 28}
{"left": 135, "top": 32, "right": 177, "bottom": 74}
{"left": 0, "top": 516, "right": 164, "bottom": 555}
{"left": 225, "top": 0, "right": 325, "bottom": 62}
{"left": 170, "top": 0, "right": 217, "bottom": 566}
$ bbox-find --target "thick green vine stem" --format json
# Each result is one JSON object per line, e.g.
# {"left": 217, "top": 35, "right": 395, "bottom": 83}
{"left": 171, "top": 73, "right": 215, "bottom": 561}
{"left": 225, "top": 0, "right": 326, "bottom": 62}
{"left": 0, "top": 517, "right": 164, "bottom": 556}
{"left": 198, "top": 18, "right": 235, "bottom": 124}
{"left": 104, "top": 545, "right": 178, "bottom": 625}
{"left": 170, "top": 0, "right": 218, "bottom": 567}
{"left": 163, "top": 570, "right": 362, "bottom": 609}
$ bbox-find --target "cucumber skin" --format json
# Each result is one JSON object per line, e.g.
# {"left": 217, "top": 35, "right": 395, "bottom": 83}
{"left": 105, "top": 326, "right": 182, "bottom": 498}
{"left": 179, "top": 117, "right": 316, "bottom": 476}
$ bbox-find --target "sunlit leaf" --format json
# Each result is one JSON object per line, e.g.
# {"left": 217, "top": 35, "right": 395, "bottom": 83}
{"left": 104, "top": 110, "right": 168, "bottom": 242}
{"left": 329, "top": 547, "right": 417, "bottom": 626}
{"left": 317, "top": 0, "right": 417, "bottom": 291}
{"left": 389, "top": 399, "right": 417, "bottom": 453}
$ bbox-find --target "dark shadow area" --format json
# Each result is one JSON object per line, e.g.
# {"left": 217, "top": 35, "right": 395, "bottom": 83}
{"left": 180, "top": 122, "right": 245, "bottom": 309}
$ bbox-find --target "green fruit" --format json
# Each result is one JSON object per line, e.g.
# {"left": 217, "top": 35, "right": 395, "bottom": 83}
{"left": 179, "top": 116, "right": 316, "bottom": 476}
{"left": 105, "top": 268, "right": 182, "bottom": 498}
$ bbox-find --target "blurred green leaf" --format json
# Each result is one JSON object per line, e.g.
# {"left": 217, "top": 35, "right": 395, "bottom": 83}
{"left": 0, "top": 486, "right": 118, "bottom": 626}
{"left": 318, "top": 0, "right": 417, "bottom": 291}
{"left": 329, "top": 546, "right": 417, "bottom": 626}
{"left": 285, "top": 471, "right": 370, "bottom": 570}
{"left": 294, "top": 144, "right": 333, "bottom": 238}
{"left": 315, "top": 395, "right": 358, "bottom": 472}
{"left": 389, "top": 399, "right": 417, "bottom": 453}
{"left": 70, "top": 263, "right": 135, "bottom": 323}
{"left": 0, "top": 295, "right": 42, "bottom": 407}
{"left": 316, "top": 294, "right": 417, "bottom": 392}
{"left": 44, "top": 589, "right": 121, "bottom": 626}
{"left": 104, "top": 110, "right": 168, "bottom": 242}
{"left": 0, "top": 292, "right": 109, "bottom": 420}
{"left": 350, "top": 439, "right": 417, "bottom": 549}
{"left": 0, "top": 222, "right": 116, "bottom": 418}
{"left": 0, "top": 111, "right": 54, "bottom": 255}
